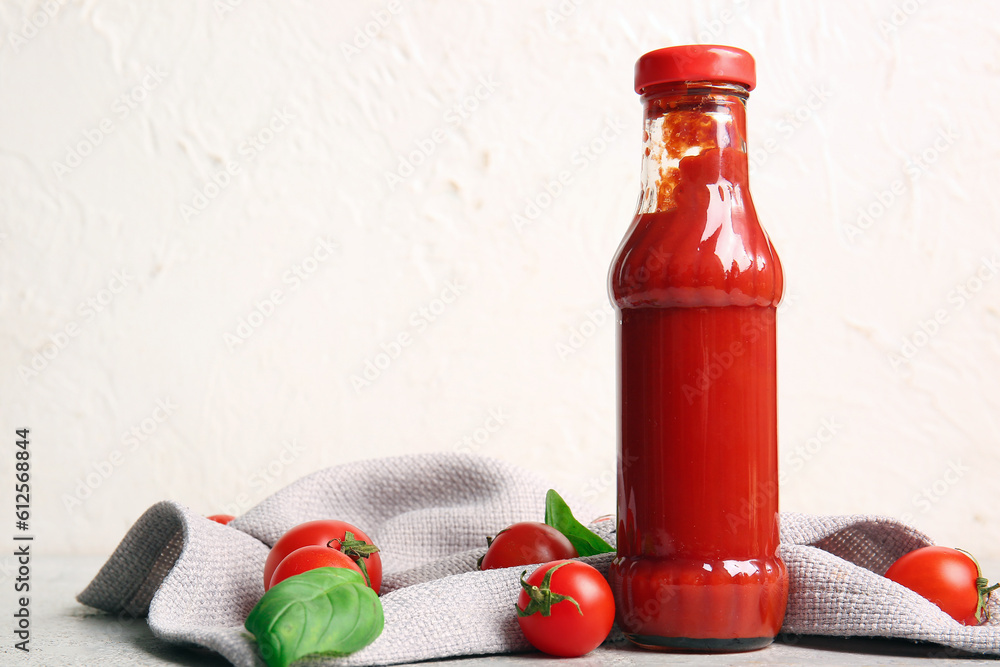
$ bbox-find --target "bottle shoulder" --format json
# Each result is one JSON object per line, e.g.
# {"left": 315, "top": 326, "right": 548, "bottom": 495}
{"left": 609, "top": 198, "right": 783, "bottom": 309}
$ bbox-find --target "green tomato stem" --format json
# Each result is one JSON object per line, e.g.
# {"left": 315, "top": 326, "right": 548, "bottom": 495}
{"left": 957, "top": 547, "right": 994, "bottom": 624}
{"left": 476, "top": 533, "right": 499, "bottom": 570}
{"left": 328, "top": 532, "right": 379, "bottom": 589}
{"left": 516, "top": 562, "right": 582, "bottom": 618}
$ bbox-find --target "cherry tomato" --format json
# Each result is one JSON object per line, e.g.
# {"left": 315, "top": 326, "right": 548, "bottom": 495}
{"left": 884, "top": 546, "right": 997, "bottom": 625}
{"left": 479, "top": 522, "right": 577, "bottom": 570}
{"left": 516, "top": 560, "right": 615, "bottom": 657}
{"left": 207, "top": 514, "right": 235, "bottom": 525}
{"left": 264, "top": 520, "right": 381, "bottom": 593}
{"left": 269, "top": 546, "right": 363, "bottom": 588}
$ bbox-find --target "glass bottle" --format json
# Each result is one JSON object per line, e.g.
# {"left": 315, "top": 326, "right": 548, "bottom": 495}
{"left": 608, "top": 45, "right": 788, "bottom": 651}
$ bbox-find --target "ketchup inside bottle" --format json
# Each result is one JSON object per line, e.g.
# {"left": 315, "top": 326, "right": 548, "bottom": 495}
{"left": 608, "top": 48, "right": 788, "bottom": 651}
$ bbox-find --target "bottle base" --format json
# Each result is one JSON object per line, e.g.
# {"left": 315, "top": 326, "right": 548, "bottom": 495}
{"left": 611, "top": 555, "right": 789, "bottom": 647}
{"left": 626, "top": 634, "right": 774, "bottom": 653}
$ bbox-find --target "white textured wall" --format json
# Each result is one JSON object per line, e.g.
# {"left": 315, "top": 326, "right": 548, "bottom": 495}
{"left": 2, "top": 0, "right": 999, "bottom": 558}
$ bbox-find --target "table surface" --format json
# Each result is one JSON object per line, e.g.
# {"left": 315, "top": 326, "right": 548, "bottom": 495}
{"left": 2, "top": 555, "right": 996, "bottom": 666}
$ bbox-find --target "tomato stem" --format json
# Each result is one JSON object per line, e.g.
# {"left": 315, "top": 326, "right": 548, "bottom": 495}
{"left": 476, "top": 534, "right": 497, "bottom": 570}
{"left": 957, "top": 548, "right": 994, "bottom": 624}
{"left": 328, "top": 532, "right": 379, "bottom": 589}
{"left": 516, "top": 562, "right": 583, "bottom": 618}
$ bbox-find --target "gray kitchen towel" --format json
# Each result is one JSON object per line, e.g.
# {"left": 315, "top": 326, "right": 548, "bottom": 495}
{"left": 78, "top": 453, "right": 1000, "bottom": 665}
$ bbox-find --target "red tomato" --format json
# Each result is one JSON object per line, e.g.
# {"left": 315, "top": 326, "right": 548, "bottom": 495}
{"left": 264, "top": 520, "right": 382, "bottom": 593}
{"left": 269, "top": 546, "right": 363, "bottom": 588}
{"left": 884, "top": 546, "right": 997, "bottom": 625}
{"left": 479, "top": 522, "right": 577, "bottom": 570}
{"left": 516, "top": 560, "right": 615, "bottom": 657}
{"left": 207, "top": 514, "right": 235, "bottom": 525}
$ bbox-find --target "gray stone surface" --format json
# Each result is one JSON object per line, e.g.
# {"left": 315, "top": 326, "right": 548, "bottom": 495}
{"left": 2, "top": 556, "right": 997, "bottom": 666}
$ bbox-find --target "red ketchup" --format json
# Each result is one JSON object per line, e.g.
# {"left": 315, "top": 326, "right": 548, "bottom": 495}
{"left": 608, "top": 45, "right": 788, "bottom": 651}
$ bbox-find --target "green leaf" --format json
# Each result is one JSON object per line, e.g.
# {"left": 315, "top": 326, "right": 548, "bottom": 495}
{"left": 245, "top": 567, "right": 384, "bottom": 667}
{"left": 544, "top": 489, "right": 614, "bottom": 557}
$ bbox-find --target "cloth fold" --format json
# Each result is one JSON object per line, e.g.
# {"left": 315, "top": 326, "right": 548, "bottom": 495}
{"left": 78, "top": 453, "right": 1000, "bottom": 665}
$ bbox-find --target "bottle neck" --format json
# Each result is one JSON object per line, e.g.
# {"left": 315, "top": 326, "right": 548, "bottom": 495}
{"left": 637, "top": 82, "right": 750, "bottom": 215}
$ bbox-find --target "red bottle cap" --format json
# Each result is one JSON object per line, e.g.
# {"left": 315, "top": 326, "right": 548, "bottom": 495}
{"left": 634, "top": 44, "right": 756, "bottom": 94}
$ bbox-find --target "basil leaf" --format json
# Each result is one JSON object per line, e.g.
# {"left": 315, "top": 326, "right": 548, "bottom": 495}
{"left": 544, "top": 489, "right": 614, "bottom": 557}
{"left": 245, "top": 567, "right": 383, "bottom": 667}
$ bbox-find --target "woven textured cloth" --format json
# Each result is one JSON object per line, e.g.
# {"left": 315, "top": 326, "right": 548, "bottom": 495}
{"left": 78, "top": 453, "right": 1000, "bottom": 665}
